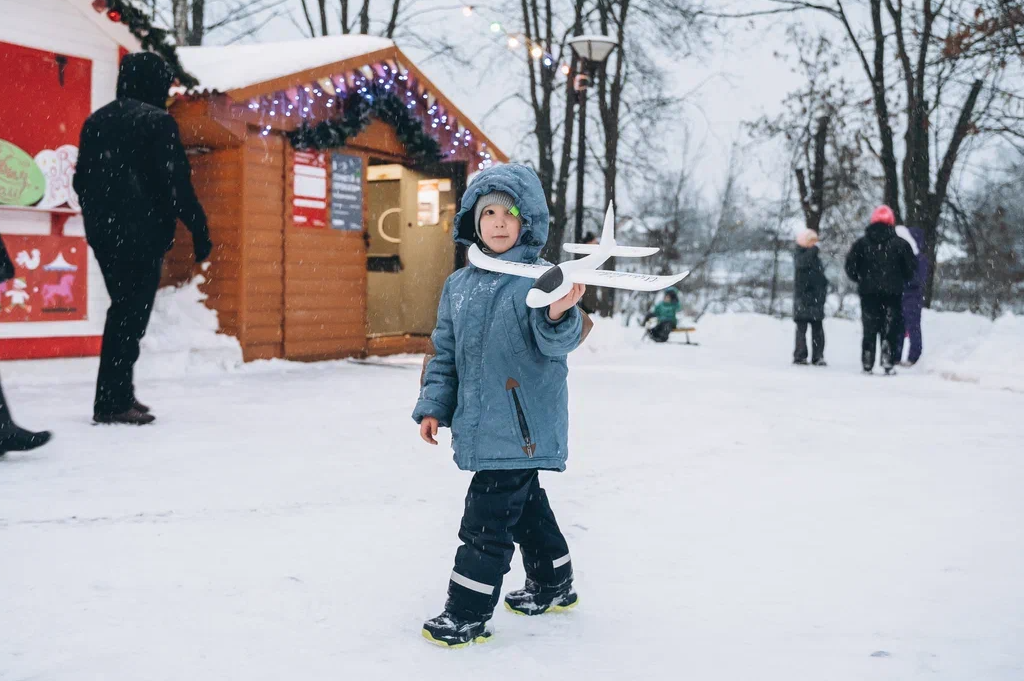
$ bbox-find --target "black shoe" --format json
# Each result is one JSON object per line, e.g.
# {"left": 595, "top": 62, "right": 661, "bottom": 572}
{"left": 812, "top": 359, "right": 828, "bottom": 367}
{"left": 504, "top": 579, "right": 579, "bottom": 616}
{"left": 94, "top": 408, "right": 156, "bottom": 426}
{"left": 793, "top": 359, "right": 809, "bottom": 366}
{"left": 0, "top": 427, "right": 52, "bottom": 456}
{"left": 421, "top": 612, "right": 491, "bottom": 648}
{"left": 132, "top": 399, "right": 151, "bottom": 414}
{"left": 863, "top": 367, "right": 873, "bottom": 375}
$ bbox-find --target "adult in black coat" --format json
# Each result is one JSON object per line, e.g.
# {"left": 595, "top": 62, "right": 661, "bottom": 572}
{"left": 73, "top": 53, "right": 213, "bottom": 424}
{"left": 0, "top": 236, "right": 53, "bottom": 457}
{"left": 793, "top": 229, "right": 828, "bottom": 366}
{"left": 844, "top": 205, "right": 916, "bottom": 373}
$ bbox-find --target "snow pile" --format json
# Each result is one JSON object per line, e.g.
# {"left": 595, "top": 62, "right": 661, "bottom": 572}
{"left": 923, "top": 312, "right": 1024, "bottom": 392}
{"left": 137, "top": 277, "right": 243, "bottom": 378}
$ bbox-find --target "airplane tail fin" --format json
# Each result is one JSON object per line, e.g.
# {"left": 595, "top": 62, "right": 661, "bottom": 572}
{"left": 599, "top": 201, "right": 616, "bottom": 251}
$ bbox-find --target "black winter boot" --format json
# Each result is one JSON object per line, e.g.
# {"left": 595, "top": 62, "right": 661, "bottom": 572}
{"left": 94, "top": 408, "right": 156, "bottom": 426}
{"left": 422, "top": 612, "right": 491, "bottom": 648}
{"left": 0, "top": 427, "right": 52, "bottom": 456}
{"left": 504, "top": 578, "right": 578, "bottom": 616}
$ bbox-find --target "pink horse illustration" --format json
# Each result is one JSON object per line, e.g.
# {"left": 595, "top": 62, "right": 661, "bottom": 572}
{"left": 42, "top": 274, "right": 75, "bottom": 307}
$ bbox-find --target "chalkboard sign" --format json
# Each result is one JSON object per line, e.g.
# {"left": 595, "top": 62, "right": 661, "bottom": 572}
{"left": 330, "top": 153, "right": 363, "bottom": 231}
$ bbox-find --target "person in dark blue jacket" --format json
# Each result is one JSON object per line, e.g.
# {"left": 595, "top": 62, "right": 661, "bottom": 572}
{"left": 413, "top": 165, "right": 585, "bottom": 647}
{"left": 895, "top": 225, "right": 928, "bottom": 365}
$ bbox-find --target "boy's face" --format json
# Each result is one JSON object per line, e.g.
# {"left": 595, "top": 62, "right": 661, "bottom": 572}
{"left": 479, "top": 205, "right": 522, "bottom": 254}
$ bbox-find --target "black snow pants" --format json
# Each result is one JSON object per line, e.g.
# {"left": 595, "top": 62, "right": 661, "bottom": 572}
{"left": 649, "top": 321, "right": 674, "bottom": 343}
{"left": 0, "top": 377, "right": 14, "bottom": 436}
{"left": 446, "top": 469, "right": 572, "bottom": 621}
{"left": 794, "top": 320, "right": 825, "bottom": 364}
{"left": 860, "top": 293, "right": 904, "bottom": 370}
{"left": 93, "top": 253, "right": 164, "bottom": 415}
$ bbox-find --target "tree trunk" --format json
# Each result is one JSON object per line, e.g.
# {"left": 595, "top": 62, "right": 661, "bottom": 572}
{"left": 808, "top": 115, "right": 827, "bottom": 232}
{"left": 341, "top": 0, "right": 349, "bottom": 33}
{"left": 868, "top": 0, "right": 902, "bottom": 221}
{"left": 541, "top": 0, "right": 583, "bottom": 262}
{"left": 385, "top": 0, "right": 401, "bottom": 38}
{"left": 595, "top": 0, "right": 629, "bottom": 317}
{"left": 173, "top": 0, "right": 189, "bottom": 46}
{"left": 796, "top": 116, "right": 829, "bottom": 233}
{"left": 318, "top": 0, "right": 329, "bottom": 36}
{"left": 359, "top": 0, "right": 371, "bottom": 34}
{"left": 186, "top": 0, "right": 204, "bottom": 45}
{"left": 922, "top": 79, "right": 984, "bottom": 306}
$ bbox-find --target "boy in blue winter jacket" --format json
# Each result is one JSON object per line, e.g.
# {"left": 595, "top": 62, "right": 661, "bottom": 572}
{"left": 413, "top": 165, "right": 585, "bottom": 647}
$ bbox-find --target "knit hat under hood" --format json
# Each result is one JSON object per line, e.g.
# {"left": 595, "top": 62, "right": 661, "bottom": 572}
{"left": 473, "top": 190, "right": 519, "bottom": 241}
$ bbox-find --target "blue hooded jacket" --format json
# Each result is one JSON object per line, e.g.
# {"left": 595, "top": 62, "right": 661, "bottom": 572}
{"left": 412, "top": 164, "right": 583, "bottom": 472}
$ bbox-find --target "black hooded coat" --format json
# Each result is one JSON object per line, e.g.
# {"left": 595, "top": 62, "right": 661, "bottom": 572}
{"left": 73, "top": 53, "right": 210, "bottom": 261}
{"left": 844, "top": 222, "right": 916, "bottom": 297}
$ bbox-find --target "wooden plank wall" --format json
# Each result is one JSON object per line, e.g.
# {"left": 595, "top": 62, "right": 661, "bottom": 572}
{"left": 161, "top": 147, "right": 243, "bottom": 339}
{"left": 283, "top": 145, "right": 368, "bottom": 360}
{"left": 241, "top": 133, "right": 286, "bottom": 360}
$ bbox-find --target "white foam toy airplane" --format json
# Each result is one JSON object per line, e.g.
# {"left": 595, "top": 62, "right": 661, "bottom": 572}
{"left": 468, "top": 201, "right": 690, "bottom": 309}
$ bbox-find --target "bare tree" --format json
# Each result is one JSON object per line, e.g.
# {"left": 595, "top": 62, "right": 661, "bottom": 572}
{"left": 159, "top": 0, "right": 287, "bottom": 45}
{"left": 734, "top": 0, "right": 1024, "bottom": 306}
{"left": 795, "top": 116, "right": 829, "bottom": 233}
{"left": 515, "top": 0, "right": 585, "bottom": 263}
{"left": 295, "top": 0, "right": 397, "bottom": 37}
{"left": 938, "top": 155, "right": 1024, "bottom": 316}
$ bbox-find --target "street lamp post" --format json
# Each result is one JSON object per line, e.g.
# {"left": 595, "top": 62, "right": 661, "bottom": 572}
{"left": 567, "top": 34, "right": 618, "bottom": 244}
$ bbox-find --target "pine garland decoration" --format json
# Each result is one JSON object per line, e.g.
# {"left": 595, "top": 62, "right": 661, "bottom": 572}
{"left": 289, "top": 87, "right": 442, "bottom": 165}
{"left": 104, "top": 0, "right": 199, "bottom": 88}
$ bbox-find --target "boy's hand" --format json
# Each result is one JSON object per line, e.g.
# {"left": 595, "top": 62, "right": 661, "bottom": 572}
{"left": 548, "top": 283, "right": 586, "bottom": 321}
{"left": 420, "top": 417, "right": 440, "bottom": 445}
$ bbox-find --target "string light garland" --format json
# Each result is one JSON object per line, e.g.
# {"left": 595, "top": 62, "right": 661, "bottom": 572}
{"left": 461, "top": 5, "right": 569, "bottom": 73}
{"left": 242, "top": 62, "right": 492, "bottom": 170}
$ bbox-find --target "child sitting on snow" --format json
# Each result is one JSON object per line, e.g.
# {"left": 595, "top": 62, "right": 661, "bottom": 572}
{"left": 413, "top": 164, "right": 585, "bottom": 648}
{"left": 643, "top": 287, "right": 681, "bottom": 342}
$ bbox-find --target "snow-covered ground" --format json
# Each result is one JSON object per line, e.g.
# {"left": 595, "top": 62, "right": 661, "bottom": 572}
{"left": 2, "top": 292, "right": 1022, "bottom": 680}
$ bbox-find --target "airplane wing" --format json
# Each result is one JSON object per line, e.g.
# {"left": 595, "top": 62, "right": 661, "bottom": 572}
{"left": 563, "top": 244, "right": 660, "bottom": 257}
{"left": 467, "top": 244, "right": 551, "bottom": 279}
{"left": 568, "top": 268, "right": 690, "bottom": 291}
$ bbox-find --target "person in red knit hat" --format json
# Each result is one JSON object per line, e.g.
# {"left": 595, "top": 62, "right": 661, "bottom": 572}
{"left": 844, "top": 205, "right": 917, "bottom": 374}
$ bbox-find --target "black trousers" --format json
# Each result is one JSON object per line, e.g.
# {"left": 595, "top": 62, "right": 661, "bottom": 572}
{"left": 0, "top": 376, "right": 15, "bottom": 435}
{"left": 794, "top": 320, "right": 825, "bottom": 363}
{"left": 649, "top": 321, "right": 674, "bottom": 343}
{"left": 94, "top": 254, "right": 164, "bottom": 415}
{"left": 446, "top": 470, "right": 572, "bottom": 621}
{"left": 860, "top": 293, "right": 904, "bottom": 370}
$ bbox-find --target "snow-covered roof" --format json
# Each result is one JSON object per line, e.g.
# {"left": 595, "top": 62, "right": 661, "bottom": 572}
{"left": 177, "top": 35, "right": 395, "bottom": 95}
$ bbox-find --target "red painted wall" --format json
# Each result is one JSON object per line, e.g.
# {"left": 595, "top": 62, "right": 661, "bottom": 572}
{"left": 0, "top": 41, "right": 92, "bottom": 156}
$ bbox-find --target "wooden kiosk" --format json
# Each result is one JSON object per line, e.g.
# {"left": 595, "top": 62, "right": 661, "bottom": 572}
{"left": 165, "top": 36, "right": 508, "bottom": 361}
